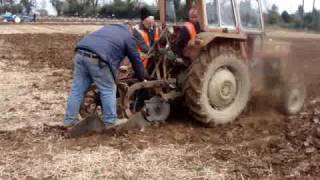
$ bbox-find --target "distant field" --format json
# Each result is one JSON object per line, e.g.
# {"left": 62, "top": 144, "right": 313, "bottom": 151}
{"left": 0, "top": 24, "right": 102, "bottom": 34}
{"left": 1, "top": 24, "right": 320, "bottom": 39}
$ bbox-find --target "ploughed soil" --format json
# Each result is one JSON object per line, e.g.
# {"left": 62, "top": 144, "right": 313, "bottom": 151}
{"left": 0, "top": 28, "right": 319, "bottom": 179}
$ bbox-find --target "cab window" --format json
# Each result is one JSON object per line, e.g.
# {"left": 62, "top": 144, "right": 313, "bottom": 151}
{"left": 220, "top": 0, "right": 236, "bottom": 27}
{"left": 206, "top": 0, "right": 219, "bottom": 26}
{"left": 166, "top": 0, "right": 188, "bottom": 23}
{"left": 240, "top": 0, "right": 262, "bottom": 29}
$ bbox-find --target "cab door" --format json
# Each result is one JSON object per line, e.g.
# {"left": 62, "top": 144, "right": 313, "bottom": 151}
{"left": 161, "top": 0, "right": 195, "bottom": 25}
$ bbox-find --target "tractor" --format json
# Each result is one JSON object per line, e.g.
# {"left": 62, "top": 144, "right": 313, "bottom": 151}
{"left": 75, "top": 0, "right": 306, "bottom": 134}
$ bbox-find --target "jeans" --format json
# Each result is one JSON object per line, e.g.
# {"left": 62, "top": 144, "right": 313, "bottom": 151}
{"left": 64, "top": 53, "right": 117, "bottom": 125}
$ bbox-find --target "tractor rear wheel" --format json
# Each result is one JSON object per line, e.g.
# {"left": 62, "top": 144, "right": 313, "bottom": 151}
{"left": 184, "top": 48, "right": 250, "bottom": 124}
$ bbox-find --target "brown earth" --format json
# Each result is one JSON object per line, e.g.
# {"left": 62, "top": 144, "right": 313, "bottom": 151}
{"left": 0, "top": 27, "right": 319, "bottom": 179}
{"left": 0, "top": 24, "right": 102, "bottom": 34}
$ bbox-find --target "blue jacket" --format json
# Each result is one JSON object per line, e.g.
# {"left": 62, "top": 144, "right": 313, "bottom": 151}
{"left": 76, "top": 24, "right": 144, "bottom": 81}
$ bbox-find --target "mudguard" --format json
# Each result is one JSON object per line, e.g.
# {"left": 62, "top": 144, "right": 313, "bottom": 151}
{"left": 184, "top": 32, "right": 247, "bottom": 60}
{"left": 196, "top": 32, "right": 247, "bottom": 47}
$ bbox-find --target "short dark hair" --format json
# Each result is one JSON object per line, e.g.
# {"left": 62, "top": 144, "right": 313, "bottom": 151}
{"left": 140, "top": 7, "right": 152, "bottom": 21}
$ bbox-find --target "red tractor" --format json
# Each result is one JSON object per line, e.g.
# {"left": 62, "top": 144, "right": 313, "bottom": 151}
{"left": 77, "top": 0, "right": 306, "bottom": 133}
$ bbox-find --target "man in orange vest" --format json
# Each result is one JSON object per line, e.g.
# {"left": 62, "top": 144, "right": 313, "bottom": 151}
{"left": 133, "top": 7, "right": 160, "bottom": 70}
{"left": 176, "top": 7, "right": 202, "bottom": 60}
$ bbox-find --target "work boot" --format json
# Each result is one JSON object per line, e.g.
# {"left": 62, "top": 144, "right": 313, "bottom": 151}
{"left": 115, "top": 118, "right": 128, "bottom": 125}
{"left": 64, "top": 119, "right": 79, "bottom": 128}
{"left": 104, "top": 118, "right": 128, "bottom": 129}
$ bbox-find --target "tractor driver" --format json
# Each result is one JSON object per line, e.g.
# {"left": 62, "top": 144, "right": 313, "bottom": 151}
{"left": 176, "top": 7, "right": 202, "bottom": 61}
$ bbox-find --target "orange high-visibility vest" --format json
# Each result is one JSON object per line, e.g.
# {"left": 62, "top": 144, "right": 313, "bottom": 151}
{"left": 184, "top": 22, "right": 197, "bottom": 40}
{"left": 135, "top": 25, "right": 160, "bottom": 69}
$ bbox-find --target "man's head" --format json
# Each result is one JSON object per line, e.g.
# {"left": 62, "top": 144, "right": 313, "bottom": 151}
{"left": 141, "top": 7, "right": 155, "bottom": 29}
{"left": 189, "top": 7, "right": 198, "bottom": 23}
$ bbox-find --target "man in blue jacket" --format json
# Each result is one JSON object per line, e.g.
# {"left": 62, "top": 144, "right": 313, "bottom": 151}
{"left": 64, "top": 24, "right": 145, "bottom": 128}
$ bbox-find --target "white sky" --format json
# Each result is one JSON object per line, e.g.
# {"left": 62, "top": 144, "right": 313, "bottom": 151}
{"left": 267, "top": 0, "right": 320, "bottom": 13}
{"left": 35, "top": 0, "right": 56, "bottom": 15}
{"left": 37, "top": 0, "right": 320, "bottom": 15}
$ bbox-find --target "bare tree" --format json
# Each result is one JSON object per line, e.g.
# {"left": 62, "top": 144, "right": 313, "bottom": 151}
{"left": 41, "top": 0, "right": 47, "bottom": 10}
{"left": 50, "top": 0, "right": 64, "bottom": 16}
{"left": 20, "top": 0, "right": 36, "bottom": 15}
{"left": 1, "top": 0, "right": 15, "bottom": 5}
{"left": 302, "top": 0, "right": 305, "bottom": 16}
{"left": 301, "top": 0, "right": 305, "bottom": 24}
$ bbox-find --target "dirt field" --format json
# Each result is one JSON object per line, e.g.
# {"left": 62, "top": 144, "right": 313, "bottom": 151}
{"left": 0, "top": 25, "right": 319, "bottom": 179}
{"left": 0, "top": 24, "right": 102, "bottom": 34}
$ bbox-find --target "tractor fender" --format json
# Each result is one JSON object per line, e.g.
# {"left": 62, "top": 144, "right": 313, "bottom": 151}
{"left": 262, "top": 39, "right": 292, "bottom": 88}
{"left": 184, "top": 32, "right": 247, "bottom": 60}
{"left": 196, "top": 32, "right": 247, "bottom": 47}
{"left": 263, "top": 39, "right": 292, "bottom": 78}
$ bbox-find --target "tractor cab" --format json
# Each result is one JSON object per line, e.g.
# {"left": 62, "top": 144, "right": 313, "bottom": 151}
{"left": 159, "top": 0, "right": 264, "bottom": 62}
{"left": 159, "top": 0, "right": 264, "bottom": 33}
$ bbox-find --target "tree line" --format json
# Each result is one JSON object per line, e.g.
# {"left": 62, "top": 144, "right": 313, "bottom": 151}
{"left": 0, "top": 0, "right": 157, "bottom": 18}
{"left": 0, "top": 0, "right": 36, "bottom": 15}
{"left": 266, "top": 3, "right": 320, "bottom": 31}
{"left": 51, "top": 0, "right": 158, "bottom": 18}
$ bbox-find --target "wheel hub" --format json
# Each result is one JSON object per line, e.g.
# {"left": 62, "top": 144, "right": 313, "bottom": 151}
{"left": 208, "top": 68, "right": 237, "bottom": 109}
{"left": 287, "top": 88, "right": 303, "bottom": 112}
{"left": 220, "top": 81, "right": 233, "bottom": 99}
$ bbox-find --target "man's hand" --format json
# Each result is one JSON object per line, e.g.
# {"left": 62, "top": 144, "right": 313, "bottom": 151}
{"left": 187, "top": 40, "right": 195, "bottom": 47}
{"left": 139, "top": 52, "right": 150, "bottom": 59}
{"left": 175, "top": 58, "right": 188, "bottom": 66}
{"left": 194, "top": 39, "right": 204, "bottom": 46}
{"left": 188, "top": 39, "right": 204, "bottom": 48}
{"left": 120, "top": 65, "right": 130, "bottom": 72}
{"left": 176, "top": 58, "right": 184, "bottom": 64}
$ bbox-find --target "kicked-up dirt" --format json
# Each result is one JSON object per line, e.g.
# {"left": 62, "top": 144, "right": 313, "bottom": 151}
{"left": 0, "top": 26, "right": 319, "bottom": 179}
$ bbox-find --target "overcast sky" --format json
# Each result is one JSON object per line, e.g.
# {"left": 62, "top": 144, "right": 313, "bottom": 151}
{"left": 267, "top": 0, "right": 319, "bottom": 13}
{"left": 37, "top": 0, "right": 320, "bottom": 15}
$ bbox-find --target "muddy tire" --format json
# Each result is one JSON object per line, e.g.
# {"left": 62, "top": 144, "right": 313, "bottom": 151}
{"left": 183, "top": 48, "right": 250, "bottom": 124}
{"left": 280, "top": 78, "right": 306, "bottom": 115}
{"left": 79, "top": 84, "right": 127, "bottom": 120}
{"left": 79, "top": 86, "right": 101, "bottom": 119}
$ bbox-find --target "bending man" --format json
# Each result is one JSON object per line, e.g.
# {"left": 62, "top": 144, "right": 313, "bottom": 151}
{"left": 64, "top": 24, "right": 144, "bottom": 128}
